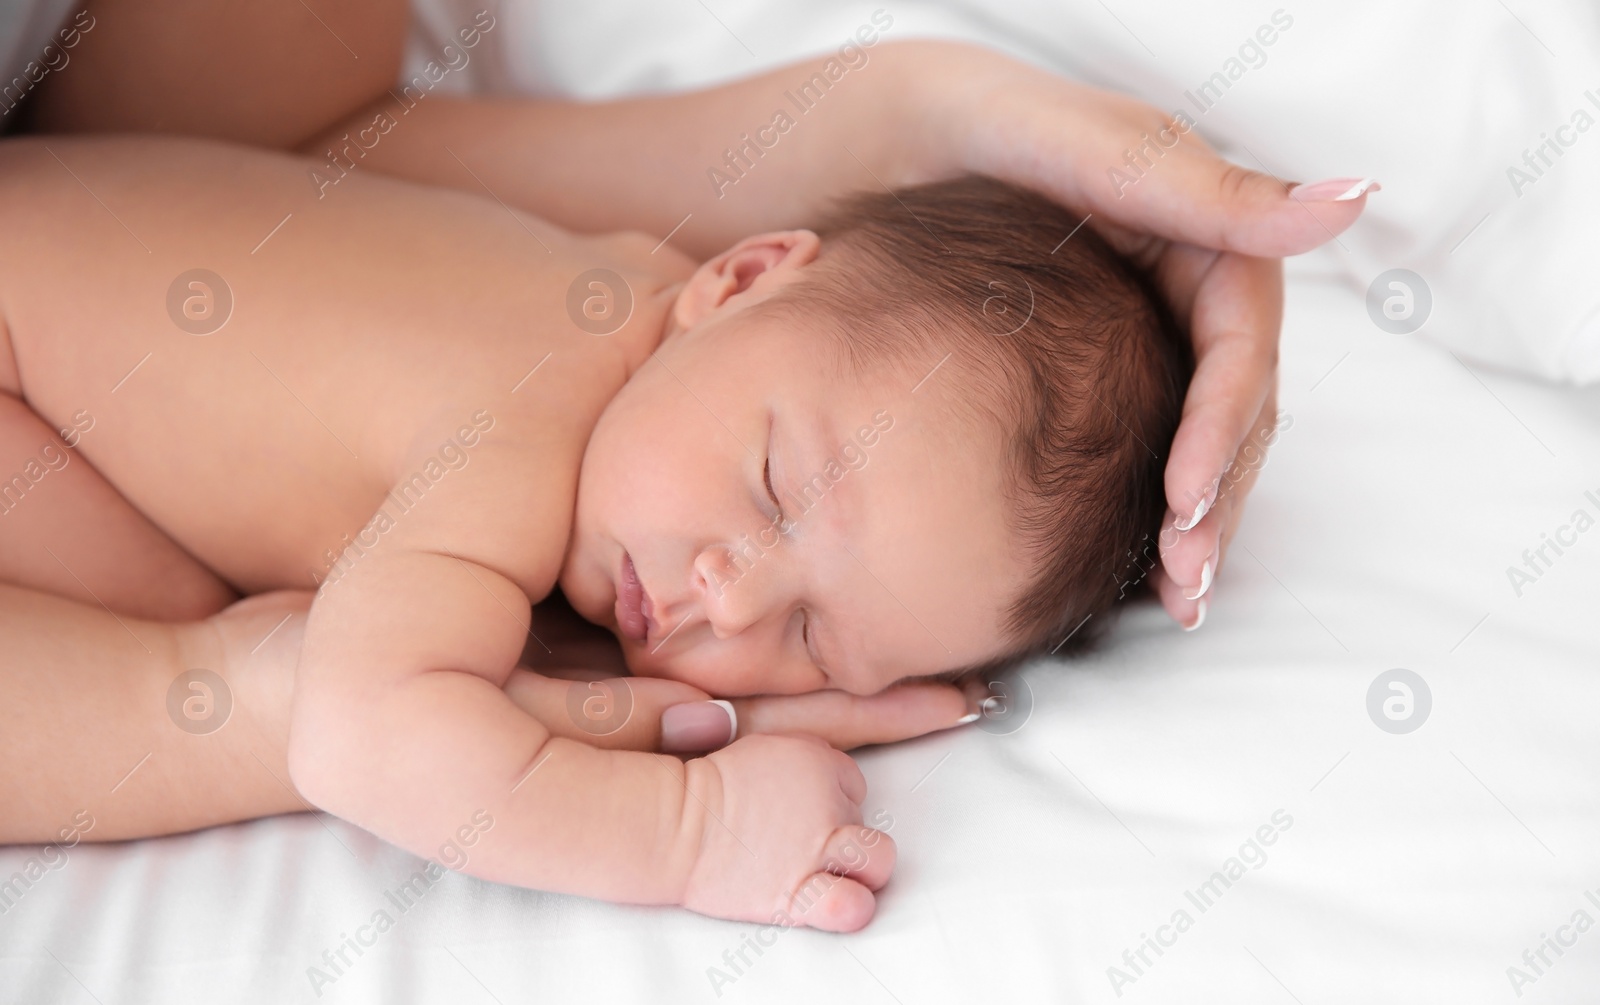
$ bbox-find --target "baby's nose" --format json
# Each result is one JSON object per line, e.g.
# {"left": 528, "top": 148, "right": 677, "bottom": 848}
{"left": 693, "top": 544, "right": 769, "bottom": 639}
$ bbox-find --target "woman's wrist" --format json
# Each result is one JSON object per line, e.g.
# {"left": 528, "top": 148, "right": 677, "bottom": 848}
{"left": 866, "top": 40, "right": 973, "bottom": 189}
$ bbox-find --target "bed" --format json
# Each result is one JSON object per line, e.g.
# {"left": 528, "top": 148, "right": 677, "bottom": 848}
{"left": 3, "top": 2, "right": 1598, "bottom": 1003}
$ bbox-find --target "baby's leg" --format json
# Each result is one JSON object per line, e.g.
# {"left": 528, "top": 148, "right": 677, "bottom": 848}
{"left": 0, "top": 392, "right": 235, "bottom": 620}
{"left": 0, "top": 584, "right": 309, "bottom": 843}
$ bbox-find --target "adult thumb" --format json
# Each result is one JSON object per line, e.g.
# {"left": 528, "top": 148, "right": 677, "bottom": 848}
{"left": 1091, "top": 130, "right": 1379, "bottom": 258}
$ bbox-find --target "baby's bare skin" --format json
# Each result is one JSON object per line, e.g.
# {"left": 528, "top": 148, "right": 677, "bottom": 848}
{"left": 0, "top": 136, "right": 891, "bottom": 930}
{"left": 0, "top": 138, "right": 676, "bottom": 594}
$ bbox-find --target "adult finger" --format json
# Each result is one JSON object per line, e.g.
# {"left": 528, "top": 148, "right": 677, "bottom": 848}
{"left": 508, "top": 672, "right": 979, "bottom": 754}
{"left": 503, "top": 668, "right": 719, "bottom": 750}
{"left": 1155, "top": 492, "right": 1232, "bottom": 630}
{"left": 1092, "top": 154, "right": 1376, "bottom": 258}
{"left": 1163, "top": 252, "right": 1281, "bottom": 531}
{"left": 734, "top": 681, "right": 975, "bottom": 752}
{"left": 1154, "top": 565, "right": 1205, "bottom": 632}
{"left": 1061, "top": 93, "right": 1378, "bottom": 256}
{"left": 1157, "top": 507, "right": 1219, "bottom": 604}
{"left": 958, "top": 58, "right": 1378, "bottom": 257}
{"left": 1160, "top": 387, "right": 1278, "bottom": 605}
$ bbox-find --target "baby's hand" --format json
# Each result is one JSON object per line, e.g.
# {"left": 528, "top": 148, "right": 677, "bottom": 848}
{"left": 678, "top": 735, "right": 894, "bottom": 932}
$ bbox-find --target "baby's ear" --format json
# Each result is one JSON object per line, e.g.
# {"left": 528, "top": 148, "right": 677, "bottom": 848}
{"left": 673, "top": 230, "right": 821, "bottom": 330}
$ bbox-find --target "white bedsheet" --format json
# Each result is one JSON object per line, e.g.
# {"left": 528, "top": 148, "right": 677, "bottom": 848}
{"left": 4, "top": 261, "right": 1597, "bottom": 1005}
{"left": 5, "top": 3, "right": 1600, "bottom": 1003}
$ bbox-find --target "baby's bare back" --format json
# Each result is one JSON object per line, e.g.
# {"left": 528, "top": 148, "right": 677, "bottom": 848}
{"left": 0, "top": 136, "right": 680, "bottom": 594}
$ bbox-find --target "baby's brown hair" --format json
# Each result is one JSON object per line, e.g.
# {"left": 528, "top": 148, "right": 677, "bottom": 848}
{"left": 761, "top": 175, "right": 1191, "bottom": 672}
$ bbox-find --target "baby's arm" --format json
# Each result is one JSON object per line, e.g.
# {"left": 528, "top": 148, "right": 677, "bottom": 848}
{"left": 293, "top": 547, "right": 692, "bottom": 900}
{"left": 288, "top": 446, "right": 890, "bottom": 927}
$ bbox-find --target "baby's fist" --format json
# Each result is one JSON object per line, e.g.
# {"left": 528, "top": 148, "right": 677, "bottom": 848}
{"left": 679, "top": 734, "right": 894, "bottom": 932}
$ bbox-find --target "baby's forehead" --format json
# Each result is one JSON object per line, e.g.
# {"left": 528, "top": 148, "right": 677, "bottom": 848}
{"left": 770, "top": 352, "right": 988, "bottom": 480}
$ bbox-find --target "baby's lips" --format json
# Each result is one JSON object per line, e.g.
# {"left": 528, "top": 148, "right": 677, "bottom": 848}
{"left": 661, "top": 699, "right": 737, "bottom": 753}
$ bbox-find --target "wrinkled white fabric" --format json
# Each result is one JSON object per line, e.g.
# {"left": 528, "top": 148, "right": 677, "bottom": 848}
{"left": 4, "top": 264, "right": 1596, "bottom": 1004}
{"left": 1, "top": 4, "right": 1596, "bottom": 1003}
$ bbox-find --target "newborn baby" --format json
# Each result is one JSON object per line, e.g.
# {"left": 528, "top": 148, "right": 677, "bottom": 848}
{"left": 568, "top": 174, "right": 1189, "bottom": 693}
{"left": 0, "top": 136, "right": 1186, "bottom": 930}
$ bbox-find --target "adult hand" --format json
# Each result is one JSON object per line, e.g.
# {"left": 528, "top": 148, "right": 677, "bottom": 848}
{"left": 288, "top": 32, "right": 1369, "bottom": 632}
{"left": 909, "top": 41, "right": 1374, "bottom": 628}
{"left": 505, "top": 666, "right": 984, "bottom": 754}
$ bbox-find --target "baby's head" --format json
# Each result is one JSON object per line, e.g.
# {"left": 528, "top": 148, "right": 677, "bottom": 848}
{"left": 561, "top": 176, "right": 1190, "bottom": 697}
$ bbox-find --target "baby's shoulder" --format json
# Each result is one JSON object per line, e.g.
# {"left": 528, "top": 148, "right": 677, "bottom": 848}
{"left": 378, "top": 405, "right": 583, "bottom": 602}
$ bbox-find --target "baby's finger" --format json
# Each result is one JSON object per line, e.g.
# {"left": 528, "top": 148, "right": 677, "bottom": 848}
{"left": 790, "top": 873, "right": 878, "bottom": 933}
{"left": 1163, "top": 253, "right": 1280, "bottom": 531}
{"left": 821, "top": 826, "right": 897, "bottom": 892}
{"left": 829, "top": 748, "right": 869, "bottom": 805}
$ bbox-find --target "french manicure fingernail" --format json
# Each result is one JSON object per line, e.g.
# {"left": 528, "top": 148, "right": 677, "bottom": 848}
{"left": 958, "top": 678, "right": 989, "bottom": 722}
{"left": 1183, "top": 554, "right": 1215, "bottom": 602}
{"left": 1289, "top": 177, "right": 1381, "bottom": 202}
{"left": 661, "top": 699, "right": 736, "bottom": 753}
{"left": 1175, "top": 489, "right": 1214, "bottom": 532}
{"left": 1183, "top": 599, "right": 1208, "bottom": 632}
